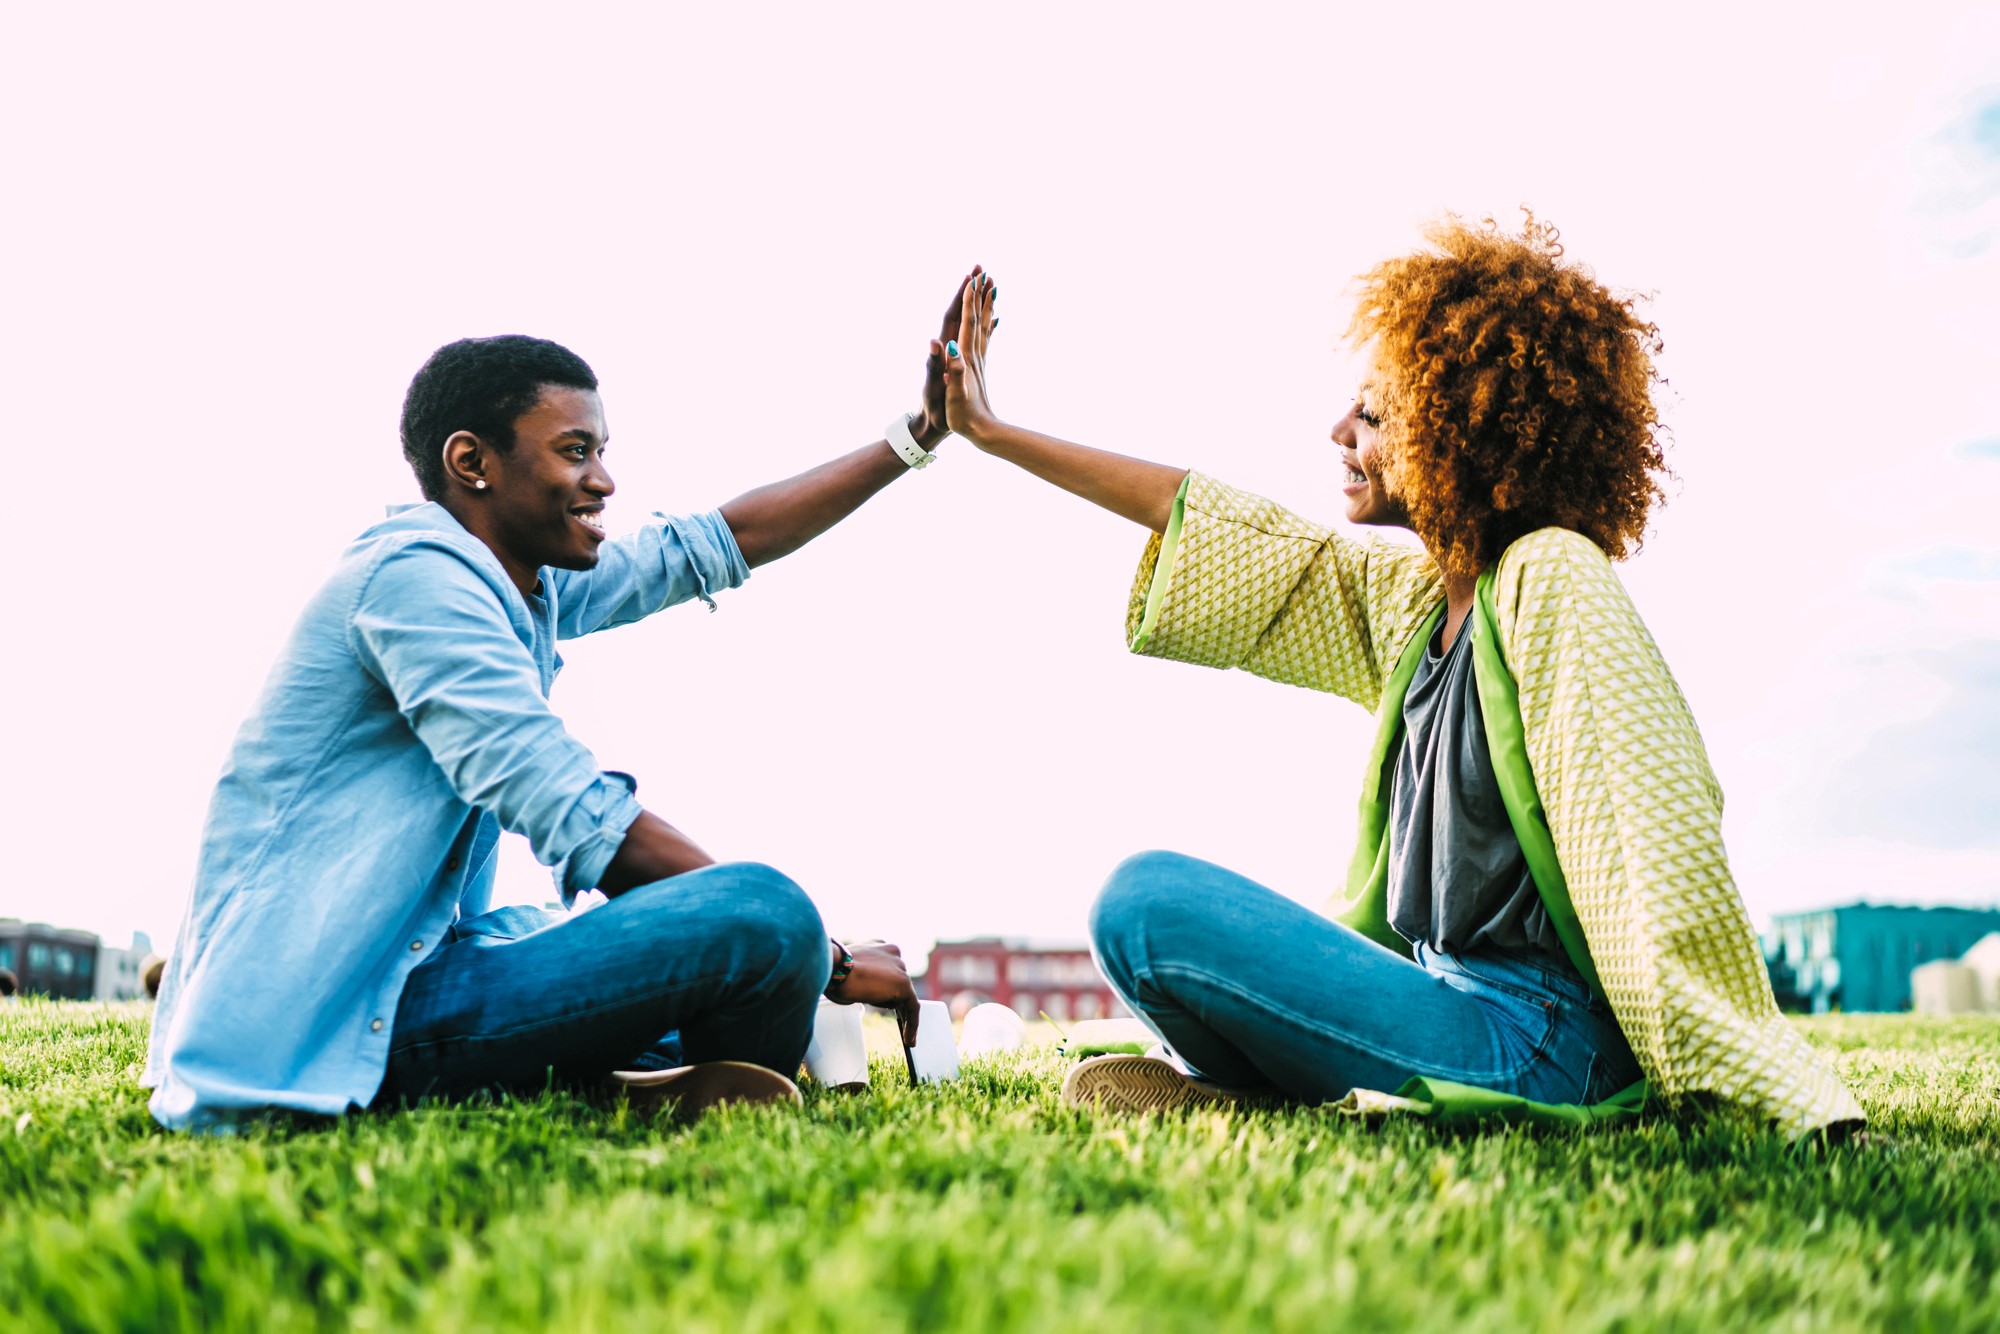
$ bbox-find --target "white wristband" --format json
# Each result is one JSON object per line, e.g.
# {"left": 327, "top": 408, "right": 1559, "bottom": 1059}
{"left": 886, "top": 412, "right": 937, "bottom": 470}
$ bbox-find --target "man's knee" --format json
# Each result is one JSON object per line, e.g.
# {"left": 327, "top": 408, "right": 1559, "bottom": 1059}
{"left": 715, "top": 862, "right": 827, "bottom": 985}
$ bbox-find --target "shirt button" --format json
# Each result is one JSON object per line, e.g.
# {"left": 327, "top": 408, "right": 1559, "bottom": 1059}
{"left": 370, "top": 1019, "right": 384, "bottom": 1032}
{"left": 410, "top": 940, "right": 423, "bottom": 951}
{"left": 446, "top": 856, "right": 460, "bottom": 872}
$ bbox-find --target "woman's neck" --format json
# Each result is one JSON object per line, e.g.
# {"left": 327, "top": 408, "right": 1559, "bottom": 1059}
{"left": 1439, "top": 570, "right": 1478, "bottom": 652}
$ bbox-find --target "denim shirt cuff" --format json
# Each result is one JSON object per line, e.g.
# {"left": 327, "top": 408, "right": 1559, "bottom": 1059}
{"left": 651, "top": 509, "right": 751, "bottom": 611}
{"left": 555, "top": 773, "right": 644, "bottom": 906}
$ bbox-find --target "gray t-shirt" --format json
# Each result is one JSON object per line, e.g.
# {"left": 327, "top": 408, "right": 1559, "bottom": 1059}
{"left": 1386, "top": 615, "right": 1568, "bottom": 963}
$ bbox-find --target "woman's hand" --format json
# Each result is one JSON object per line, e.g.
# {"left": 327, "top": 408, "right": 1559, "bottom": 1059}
{"left": 826, "top": 939, "right": 923, "bottom": 1048}
{"left": 941, "top": 270, "right": 1001, "bottom": 445}
{"left": 914, "top": 266, "right": 983, "bottom": 448}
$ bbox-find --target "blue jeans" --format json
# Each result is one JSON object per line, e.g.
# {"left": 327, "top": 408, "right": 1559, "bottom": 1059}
{"left": 376, "top": 862, "right": 828, "bottom": 1105}
{"left": 1090, "top": 851, "right": 1642, "bottom": 1105}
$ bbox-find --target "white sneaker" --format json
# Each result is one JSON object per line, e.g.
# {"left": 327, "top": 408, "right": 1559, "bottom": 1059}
{"left": 1060, "top": 1054, "right": 1286, "bottom": 1114}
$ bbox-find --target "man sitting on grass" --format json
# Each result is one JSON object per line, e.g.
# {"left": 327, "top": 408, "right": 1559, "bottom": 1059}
{"left": 145, "top": 279, "right": 976, "bottom": 1131}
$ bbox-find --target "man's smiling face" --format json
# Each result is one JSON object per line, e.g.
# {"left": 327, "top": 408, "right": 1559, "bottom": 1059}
{"left": 482, "top": 384, "right": 614, "bottom": 574}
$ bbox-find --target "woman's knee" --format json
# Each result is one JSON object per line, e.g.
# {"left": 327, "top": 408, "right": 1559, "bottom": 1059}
{"left": 1090, "top": 850, "right": 1210, "bottom": 956}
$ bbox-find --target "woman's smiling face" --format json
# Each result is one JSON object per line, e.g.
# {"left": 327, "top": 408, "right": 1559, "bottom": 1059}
{"left": 1332, "top": 388, "right": 1409, "bottom": 529}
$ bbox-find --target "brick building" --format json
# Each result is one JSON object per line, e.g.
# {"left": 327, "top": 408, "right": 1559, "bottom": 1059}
{"left": 922, "top": 937, "right": 1126, "bottom": 1022}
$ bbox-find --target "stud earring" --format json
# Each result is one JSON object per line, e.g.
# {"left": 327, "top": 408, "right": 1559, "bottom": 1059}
{"left": 474, "top": 480, "right": 487, "bottom": 490}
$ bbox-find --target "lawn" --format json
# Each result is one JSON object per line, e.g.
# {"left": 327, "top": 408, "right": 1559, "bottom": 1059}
{"left": 3, "top": 1003, "right": 1997, "bottom": 1332}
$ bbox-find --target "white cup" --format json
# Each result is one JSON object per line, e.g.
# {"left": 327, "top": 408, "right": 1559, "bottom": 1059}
{"left": 804, "top": 998, "right": 870, "bottom": 1089}
{"left": 906, "top": 998, "right": 960, "bottom": 1084}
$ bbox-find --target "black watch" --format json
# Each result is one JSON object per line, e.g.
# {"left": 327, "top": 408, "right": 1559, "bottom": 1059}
{"left": 827, "top": 938, "right": 855, "bottom": 991}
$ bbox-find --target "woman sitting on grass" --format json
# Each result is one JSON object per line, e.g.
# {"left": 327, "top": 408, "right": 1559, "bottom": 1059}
{"left": 941, "top": 218, "right": 1862, "bottom": 1136}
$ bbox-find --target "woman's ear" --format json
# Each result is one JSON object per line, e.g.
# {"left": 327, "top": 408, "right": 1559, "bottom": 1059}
{"left": 441, "top": 430, "right": 489, "bottom": 493}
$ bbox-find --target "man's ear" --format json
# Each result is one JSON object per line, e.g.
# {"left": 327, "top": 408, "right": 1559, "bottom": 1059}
{"left": 441, "top": 430, "right": 490, "bottom": 493}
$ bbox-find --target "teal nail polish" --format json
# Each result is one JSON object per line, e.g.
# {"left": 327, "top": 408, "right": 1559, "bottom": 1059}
{"left": 946, "top": 340, "right": 959, "bottom": 357}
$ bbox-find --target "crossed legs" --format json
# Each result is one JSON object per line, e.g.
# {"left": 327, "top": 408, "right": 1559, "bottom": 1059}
{"left": 1090, "top": 850, "right": 1635, "bottom": 1105}
{"left": 377, "top": 861, "right": 829, "bottom": 1106}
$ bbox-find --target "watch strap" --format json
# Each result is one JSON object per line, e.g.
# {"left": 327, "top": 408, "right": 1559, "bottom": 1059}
{"left": 886, "top": 412, "right": 937, "bottom": 470}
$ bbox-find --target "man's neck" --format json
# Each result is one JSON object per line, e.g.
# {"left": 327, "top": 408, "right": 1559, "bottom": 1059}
{"left": 439, "top": 498, "right": 541, "bottom": 598}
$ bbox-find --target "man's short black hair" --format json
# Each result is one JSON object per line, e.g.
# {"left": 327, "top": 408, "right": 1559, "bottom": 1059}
{"left": 0, "top": 968, "right": 16, "bottom": 997}
{"left": 400, "top": 336, "right": 598, "bottom": 502}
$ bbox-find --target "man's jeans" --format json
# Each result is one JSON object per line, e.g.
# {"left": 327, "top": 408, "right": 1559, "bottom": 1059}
{"left": 376, "top": 862, "right": 828, "bottom": 1105}
{"left": 1091, "top": 851, "right": 1643, "bottom": 1105}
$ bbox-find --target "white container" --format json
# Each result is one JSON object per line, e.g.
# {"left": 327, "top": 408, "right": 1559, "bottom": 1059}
{"left": 905, "top": 998, "right": 960, "bottom": 1084}
{"left": 803, "top": 998, "right": 870, "bottom": 1089}
{"left": 958, "top": 1002, "right": 1027, "bottom": 1058}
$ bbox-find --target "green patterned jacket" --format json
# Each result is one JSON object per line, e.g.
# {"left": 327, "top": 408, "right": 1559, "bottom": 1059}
{"left": 1127, "top": 472, "right": 1863, "bottom": 1135}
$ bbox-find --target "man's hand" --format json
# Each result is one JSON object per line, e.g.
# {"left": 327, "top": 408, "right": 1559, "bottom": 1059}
{"left": 941, "top": 270, "right": 1002, "bottom": 444}
{"left": 914, "top": 266, "right": 984, "bottom": 449}
{"left": 826, "top": 939, "right": 923, "bottom": 1048}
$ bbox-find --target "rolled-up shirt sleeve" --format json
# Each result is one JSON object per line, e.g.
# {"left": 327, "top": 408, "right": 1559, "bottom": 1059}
{"left": 549, "top": 509, "right": 750, "bottom": 639}
{"left": 349, "top": 542, "right": 642, "bottom": 895}
{"left": 551, "top": 770, "right": 641, "bottom": 903}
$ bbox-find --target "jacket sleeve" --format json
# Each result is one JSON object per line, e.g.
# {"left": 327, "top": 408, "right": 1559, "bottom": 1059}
{"left": 1494, "top": 528, "right": 1863, "bottom": 1134}
{"left": 546, "top": 509, "right": 750, "bottom": 639}
{"left": 349, "top": 542, "right": 642, "bottom": 895}
{"left": 1124, "top": 471, "right": 1442, "bottom": 710}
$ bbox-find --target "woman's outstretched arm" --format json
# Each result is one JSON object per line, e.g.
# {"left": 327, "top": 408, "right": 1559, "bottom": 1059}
{"left": 940, "top": 273, "right": 1185, "bottom": 534}
{"left": 935, "top": 270, "right": 1442, "bottom": 711}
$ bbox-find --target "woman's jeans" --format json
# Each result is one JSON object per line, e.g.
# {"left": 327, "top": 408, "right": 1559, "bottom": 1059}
{"left": 1090, "top": 851, "right": 1642, "bottom": 1105}
{"left": 375, "top": 862, "right": 829, "bottom": 1106}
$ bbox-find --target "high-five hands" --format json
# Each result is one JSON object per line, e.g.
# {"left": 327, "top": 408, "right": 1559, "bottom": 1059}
{"left": 927, "top": 267, "right": 1183, "bottom": 533}
{"left": 940, "top": 270, "right": 1002, "bottom": 444}
{"left": 914, "top": 266, "right": 985, "bottom": 449}
{"left": 826, "top": 938, "right": 923, "bottom": 1048}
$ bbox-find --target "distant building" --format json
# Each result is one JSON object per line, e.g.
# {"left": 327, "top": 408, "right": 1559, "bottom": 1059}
{"left": 94, "top": 932, "right": 155, "bottom": 1002}
{"left": 0, "top": 919, "right": 101, "bottom": 1001}
{"left": 1762, "top": 904, "right": 2000, "bottom": 1013}
{"left": 923, "top": 938, "right": 1126, "bottom": 1023}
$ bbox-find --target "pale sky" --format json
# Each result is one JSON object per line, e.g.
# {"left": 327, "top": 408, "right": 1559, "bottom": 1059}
{"left": 4, "top": 4, "right": 1996, "bottom": 966}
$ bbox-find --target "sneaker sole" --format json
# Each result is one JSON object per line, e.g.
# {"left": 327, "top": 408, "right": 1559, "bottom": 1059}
{"left": 1061, "top": 1055, "right": 1235, "bottom": 1113}
{"left": 609, "top": 1061, "right": 804, "bottom": 1121}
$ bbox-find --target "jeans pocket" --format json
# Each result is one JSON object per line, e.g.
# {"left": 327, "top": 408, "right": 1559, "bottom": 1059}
{"left": 1476, "top": 990, "right": 1561, "bottom": 1091}
{"left": 1444, "top": 952, "right": 1559, "bottom": 1010}
{"left": 1480, "top": 985, "right": 1627, "bottom": 1104}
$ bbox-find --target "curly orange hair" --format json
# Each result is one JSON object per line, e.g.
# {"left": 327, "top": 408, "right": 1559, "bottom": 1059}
{"left": 1348, "top": 212, "right": 1668, "bottom": 578}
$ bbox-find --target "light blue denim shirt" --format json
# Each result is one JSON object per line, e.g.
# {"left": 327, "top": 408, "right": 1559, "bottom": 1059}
{"left": 143, "top": 502, "right": 749, "bottom": 1131}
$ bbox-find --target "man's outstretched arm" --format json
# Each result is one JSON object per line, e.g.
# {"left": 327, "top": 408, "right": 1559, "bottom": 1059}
{"left": 719, "top": 267, "right": 981, "bottom": 569}
{"left": 720, "top": 437, "right": 929, "bottom": 569}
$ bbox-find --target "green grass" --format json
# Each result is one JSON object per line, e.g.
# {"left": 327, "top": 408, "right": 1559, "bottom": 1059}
{"left": 3, "top": 1004, "right": 1998, "bottom": 1332}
